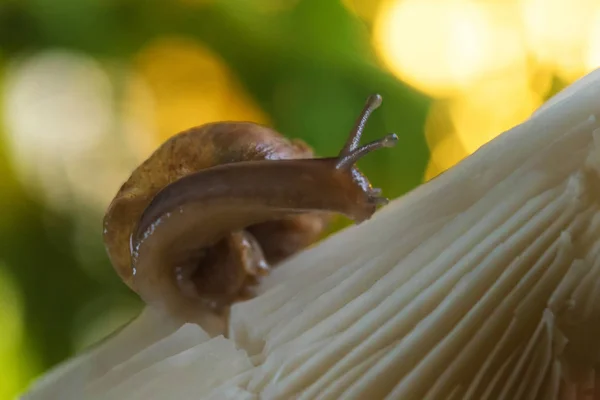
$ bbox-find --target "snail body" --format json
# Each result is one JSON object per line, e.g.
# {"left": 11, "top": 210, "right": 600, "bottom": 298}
{"left": 103, "top": 94, "right": 397, "bottom": 324}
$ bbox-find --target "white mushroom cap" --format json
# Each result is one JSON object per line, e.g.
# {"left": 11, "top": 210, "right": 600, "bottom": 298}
{"left": 23, "top": 68, "right": 600, "bottom": 400}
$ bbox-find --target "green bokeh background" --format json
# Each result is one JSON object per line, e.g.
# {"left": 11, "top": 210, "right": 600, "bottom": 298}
{"left": 0, "top": 0, "right": 434, "bottom": 397}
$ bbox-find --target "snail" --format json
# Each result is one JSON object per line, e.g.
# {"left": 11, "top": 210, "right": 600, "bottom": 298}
{"left": 103, "top": 94, "right": 397, "bottom": 325}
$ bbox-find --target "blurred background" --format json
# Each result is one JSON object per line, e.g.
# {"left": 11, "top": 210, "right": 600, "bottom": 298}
{"left": 0, "top": 0, "right": 599, "bottom": 397}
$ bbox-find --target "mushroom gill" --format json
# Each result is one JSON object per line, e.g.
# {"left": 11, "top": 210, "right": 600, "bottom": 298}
{"left": 22, "top": 68, "right": 600, "bottom": 400}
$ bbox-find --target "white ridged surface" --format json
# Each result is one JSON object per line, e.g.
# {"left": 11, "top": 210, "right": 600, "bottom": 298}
{"left": 228, "top": 68, "right": 600, "bottom": 399}
{"left": 21, "top": 68, "right": 600, "bottom": 400}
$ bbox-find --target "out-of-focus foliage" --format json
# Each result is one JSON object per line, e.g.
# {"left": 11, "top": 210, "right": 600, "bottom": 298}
{"left": 0, "top": 0, "right": 598, "bottom": 398}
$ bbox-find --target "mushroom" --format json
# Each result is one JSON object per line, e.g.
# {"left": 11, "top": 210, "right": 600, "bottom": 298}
{"left": 22, "top": 68, "right": 600, "bottom": 399}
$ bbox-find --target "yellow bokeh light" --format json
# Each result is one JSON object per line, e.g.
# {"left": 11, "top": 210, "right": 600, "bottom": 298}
{"left": 423, "top": 100, "right": 469, "bottom": 180}
{"left": 424, "top": 134, "right": 469, "bottom": 181}
{"left": 121, "top": 71, "right": 160, "bottom": 164}
{"left": 520, "top": 0, "right": 600, "bottom": 81}
{"left": 585, "top": 9, "right": 600, "bottom": 73}
{"left": 125, "top": 36, "right": 269, "bottom": 157}
{"left": 373, "top": 0, "right": 527, "bottom": 98}
{"left": 0, "top": 266, "right": 39, "bottom": 400}
{"left": 342, "top": 0, "right": 384, "bottom": 22}
{"left": 424, "top": 68, "right": 541, "bottom": 179}
{"left": 450, "top": 73, "right": 542, "bottom": 154}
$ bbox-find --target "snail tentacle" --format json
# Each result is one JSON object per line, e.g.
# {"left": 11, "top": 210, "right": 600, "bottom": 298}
{"left": 339, "top": 93, "right": 383, "bottom": 157}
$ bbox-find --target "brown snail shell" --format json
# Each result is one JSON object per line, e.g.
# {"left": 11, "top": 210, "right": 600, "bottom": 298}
{"left": 103, "top": 94, "right": 397, "bottom": 324}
